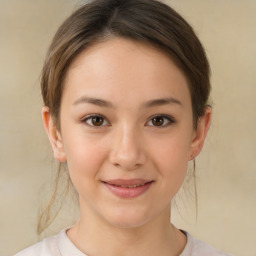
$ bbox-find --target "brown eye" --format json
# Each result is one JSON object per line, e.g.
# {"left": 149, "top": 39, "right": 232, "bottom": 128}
{"left": 147, "top": 115, "right": 174, "bottom": 127}
{"left": 91, "top": 116, "right": 104, "bottom": 126}
{"left": 82, "top": 115, "right": 108, "bottom": 127}
{"left": 152, "top": 116, "right": 164, "bottom": 126}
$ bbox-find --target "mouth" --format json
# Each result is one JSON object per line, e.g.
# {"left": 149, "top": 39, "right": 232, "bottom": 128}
{"left": 113, "top": 183, "right": 149, "bottom": 188}
{"left": 102, "top": 179, "right": 154, "bottom": 198}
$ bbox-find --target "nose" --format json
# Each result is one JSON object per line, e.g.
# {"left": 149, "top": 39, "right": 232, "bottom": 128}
{"left": 109, "top": 126, "right": 147, "bottom": 171}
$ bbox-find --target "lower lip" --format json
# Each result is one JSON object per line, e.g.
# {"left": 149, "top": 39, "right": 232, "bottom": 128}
{"left": 103, "top": 182, "right": 153, "bottom": 199}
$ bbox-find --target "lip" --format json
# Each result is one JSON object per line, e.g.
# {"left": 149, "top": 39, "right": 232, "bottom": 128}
{"left": 102, "top": 179, "right": 154, "bottom": 198}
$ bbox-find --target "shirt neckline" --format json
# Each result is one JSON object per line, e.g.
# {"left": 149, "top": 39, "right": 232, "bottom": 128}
{"left": 57, "top": 228, "right": 192, "bottom": 256}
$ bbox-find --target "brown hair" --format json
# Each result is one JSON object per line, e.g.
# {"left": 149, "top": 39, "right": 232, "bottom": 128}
{"left": 39, "top": 0, "right": 211, "bottom": 234}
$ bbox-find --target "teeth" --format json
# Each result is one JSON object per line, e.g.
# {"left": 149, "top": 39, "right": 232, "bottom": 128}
{"left": 118, "top": 183, "right": 145, "bottom": 188}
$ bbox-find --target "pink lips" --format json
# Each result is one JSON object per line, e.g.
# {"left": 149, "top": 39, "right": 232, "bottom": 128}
{"left": 102, "top": 179, "right": 154, "bottom": 198}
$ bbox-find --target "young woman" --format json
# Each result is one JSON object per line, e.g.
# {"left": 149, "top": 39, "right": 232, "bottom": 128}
{"left": 15, "top": 0, "right": 232, "bottom": 255}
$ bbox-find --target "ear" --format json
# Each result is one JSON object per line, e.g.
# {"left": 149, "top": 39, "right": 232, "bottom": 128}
{"left": 189, "top": 106, "right": 212, "bottom": 160}
{"left": 42, "top": 106, "right": 66, "bottom": 162}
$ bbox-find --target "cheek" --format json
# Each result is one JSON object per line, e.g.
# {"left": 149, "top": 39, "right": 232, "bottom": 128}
{"left": 61, "top": 131, "right": 108, "bottom": 182}
{"left": 151, "top": 133, "right": 191, "bottom": 168}
{"left": 149, "top": 132, "right": 191, "bottom": 190}
{"left": 160, "top": 144, "right": 188, "bottom": 183}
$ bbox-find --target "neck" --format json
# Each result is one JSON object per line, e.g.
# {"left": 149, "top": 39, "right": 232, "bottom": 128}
{"left": 67, "top": 204, "right": 186, "bottom": 256}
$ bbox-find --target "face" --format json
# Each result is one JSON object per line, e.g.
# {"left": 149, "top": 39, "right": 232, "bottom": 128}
{"left": 43, "top": 38, "right": 211, "bottom": 229}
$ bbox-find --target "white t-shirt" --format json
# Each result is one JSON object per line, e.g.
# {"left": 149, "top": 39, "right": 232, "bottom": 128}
{"left": 14, "top": 229, "right": 232, "bottom": 256}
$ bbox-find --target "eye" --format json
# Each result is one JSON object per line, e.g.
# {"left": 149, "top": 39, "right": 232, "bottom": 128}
{"left": 81, "top": 114, "right": 109, "bottom": 127}
{"left": 146, "top": 115, "right": 174, "bottom": 127}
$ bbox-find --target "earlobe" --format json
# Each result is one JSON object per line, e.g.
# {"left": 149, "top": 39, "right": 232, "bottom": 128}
{"left": 41, "top": 107, "right": 67, "bottom": 162}
{"left": 189, "top": 106, "right": 212, "bottom": 160}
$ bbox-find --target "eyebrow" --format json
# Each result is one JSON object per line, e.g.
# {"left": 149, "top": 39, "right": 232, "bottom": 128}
{"left": 72, "top": 96, "right": 182, "bottom": 108}
{"left": 142, "top": 97, "right": 182, "bottom": 108}
{"left": 73, "top": 96, "right": 114, "bottom": 108}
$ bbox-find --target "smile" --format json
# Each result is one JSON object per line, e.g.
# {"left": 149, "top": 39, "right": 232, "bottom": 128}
{"left": 117, "top": 183, "right": 147, "bottom": 188}
{"left": 102, "top": 179, "right": 154, "bottom": 198}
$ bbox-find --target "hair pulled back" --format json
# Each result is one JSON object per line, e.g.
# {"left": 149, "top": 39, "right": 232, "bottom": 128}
{"left": 39, "top": 0, "right": 211, "bottom": 234}
{"left": 41, "top": 0, "right": 210, "bottom": 129}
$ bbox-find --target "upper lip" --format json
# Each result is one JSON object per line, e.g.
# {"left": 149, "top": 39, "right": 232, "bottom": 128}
{"left": 103, "top": 179, "right": 153, "bottom": 186}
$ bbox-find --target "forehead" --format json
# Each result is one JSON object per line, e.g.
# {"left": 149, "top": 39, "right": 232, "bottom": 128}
{"left": 63, "top": 37, "right": 191, "bottom": 108}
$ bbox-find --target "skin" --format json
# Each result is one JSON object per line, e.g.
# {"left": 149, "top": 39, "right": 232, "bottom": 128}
{"left": 42, "top": 37, "right": 211, "bottom": 256}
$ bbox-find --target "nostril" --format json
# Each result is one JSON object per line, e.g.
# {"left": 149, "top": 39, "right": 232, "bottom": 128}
{"left": 109, "top": 135, "right": 147, "bottom": 170}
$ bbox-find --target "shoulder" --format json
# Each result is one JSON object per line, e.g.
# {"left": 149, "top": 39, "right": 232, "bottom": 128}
{"left": 13, "top": 228, "right": 86, "bottom": 256}
{"left": 14, "top": 233, "right": 60, "bottom": 256}
{"left": 181, "top": 232, "right": 233, "bottom": 256}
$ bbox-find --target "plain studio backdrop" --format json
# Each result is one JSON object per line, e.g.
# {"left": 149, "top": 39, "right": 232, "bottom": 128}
{"left": 0, "top": 1, "right": 255, "bottom": 256}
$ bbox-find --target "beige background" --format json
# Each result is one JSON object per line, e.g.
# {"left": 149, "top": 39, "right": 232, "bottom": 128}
{"left": 0, "top": 0, "right": 255, "bottom": 255}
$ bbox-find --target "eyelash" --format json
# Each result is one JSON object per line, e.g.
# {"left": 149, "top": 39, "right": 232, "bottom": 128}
{"left": 81, "top": 114, "right": 109, "bottom": 128}
{"left": 147, "top": 114, "right": 175, "bottom": 127}
{"left": 81, "top": 114, "right": 175, "bottom": 128}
